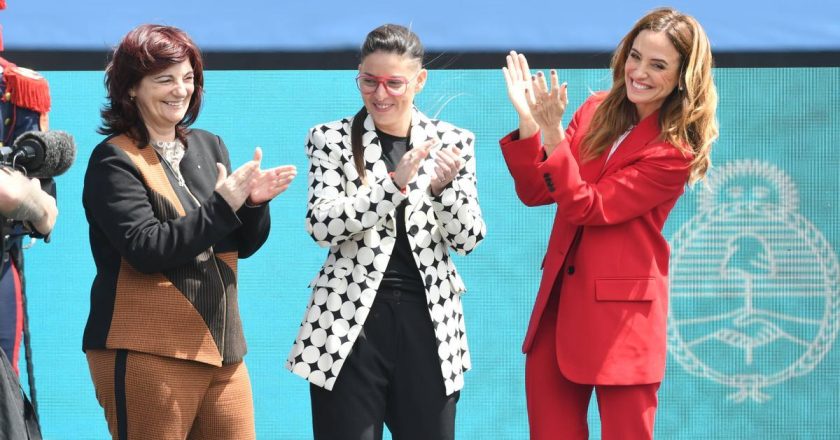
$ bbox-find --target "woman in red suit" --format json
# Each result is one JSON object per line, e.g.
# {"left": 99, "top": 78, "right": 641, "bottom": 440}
{"left": 499, "top": 8, "right": 718, "bottom": 439}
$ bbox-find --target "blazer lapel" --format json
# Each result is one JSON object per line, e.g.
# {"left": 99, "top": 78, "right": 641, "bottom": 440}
{"left": 359, "top": 112, "right": 386, "bottom": 179}
{"left": 360, "top": 107, "right": 438, "bottom": 184}
{"left": 358, "top": 107, "right": 441, "bottom": 215}
{"left": 578, "top": 142, "right": 609, "bottom": 183}
{"left": 598, "top": 109, "right": 662, "bottom": 180}
{"left": 406, "top": 108, "right": 440, "bottom": 195}
{"left": 409, "top": 107, "right": 433, "bottom": 148}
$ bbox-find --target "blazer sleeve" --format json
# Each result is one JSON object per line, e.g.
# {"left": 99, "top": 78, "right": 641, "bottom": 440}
{"left": 429, "top": 130, "right": 486, "bottom": 255}
{"left": 209, "top": 135, "right": 271, "bottom": 259}
{"left": 83, "top": 142, "right": 243, "bottom": 274}
{"left": 304, "top": 127, "right": 407, "bottom": 247}
{"left": 538, "top": 139, "right": 691, "bottom": 226}
{"left": 499, "top": 98, "right": 588, "bottom": 207}
{"left": 235, "top": 203, "right": 270, "bottom": 258}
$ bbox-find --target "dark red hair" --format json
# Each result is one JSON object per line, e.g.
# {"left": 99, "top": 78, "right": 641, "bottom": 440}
{"left": 98, "top": 24, "right": 204, "bottom": 147}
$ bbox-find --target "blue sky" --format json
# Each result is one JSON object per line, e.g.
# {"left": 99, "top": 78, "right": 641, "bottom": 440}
{"left": 2, "top": 0, "right": 838, "bottom": 51}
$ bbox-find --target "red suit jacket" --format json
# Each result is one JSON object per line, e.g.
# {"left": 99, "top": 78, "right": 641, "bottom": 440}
{"left": 500, "top": 93, "right": 691, "bottom": 385}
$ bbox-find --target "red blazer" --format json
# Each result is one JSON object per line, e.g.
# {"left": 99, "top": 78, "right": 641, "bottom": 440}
{"left": 500, "top": 93, "right": 691, "bottom": 385}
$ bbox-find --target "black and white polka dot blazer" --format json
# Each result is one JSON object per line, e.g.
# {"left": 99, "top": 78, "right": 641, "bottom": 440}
{"left": 286, "top": 108, "right": 486, "bottom": 395}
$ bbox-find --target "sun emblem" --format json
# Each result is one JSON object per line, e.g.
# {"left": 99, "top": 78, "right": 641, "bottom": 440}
{"left": 667, "top": 160, "right": 840, "bottom": 403}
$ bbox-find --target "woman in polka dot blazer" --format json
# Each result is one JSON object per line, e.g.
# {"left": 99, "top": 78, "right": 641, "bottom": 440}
{"left": 286, "top": 24, "right": 485, "bottom": 440}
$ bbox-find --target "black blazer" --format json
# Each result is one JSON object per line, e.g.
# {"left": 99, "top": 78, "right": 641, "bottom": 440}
{"left": 82, "top": 129, "right": 270, "bottom": 366}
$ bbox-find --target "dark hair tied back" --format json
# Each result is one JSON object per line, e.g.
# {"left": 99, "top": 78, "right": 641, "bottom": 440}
{"left": 351, "top": 24, "right": 424, "bottom": 182}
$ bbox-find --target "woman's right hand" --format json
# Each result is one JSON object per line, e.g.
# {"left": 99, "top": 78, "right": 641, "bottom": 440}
{"left": 215, "top": 149, "right": 260, "bottom": 211}
{"left": 392, "top": 138, "right": 436, "bottom": 190}
{"left": 528, "top": 70, "right": 568, "bottom": 155}
{"left": 503, "top": 51, "right": 539, "bottom": 138}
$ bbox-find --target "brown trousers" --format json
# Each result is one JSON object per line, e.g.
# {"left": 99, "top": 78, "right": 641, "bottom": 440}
{"left": 86, "top": 349, "right": 255, "bottom": 440}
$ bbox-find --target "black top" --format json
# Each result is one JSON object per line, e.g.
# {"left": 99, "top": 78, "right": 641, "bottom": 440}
{"left": 375, "top": 129, "right": 426, "bottom": 296}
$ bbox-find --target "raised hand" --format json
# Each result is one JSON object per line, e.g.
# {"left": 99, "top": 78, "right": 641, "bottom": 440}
{"left": 392, "top": 138, "right": 436, "bottom": 190}
{"left": 502, "top": 51, "right": 540, "bottom": 138}
{"left": 502, "top": 51, "right": 534, "bottom": 119}
{"left": 247, "top": 162, "right": 297, "bottom": 205}
{"left": 430, "top": 146, "right": 463, "bottom": 196}
{"left": 215, "top": 148, "right": 260, "bottom": 211}
{"left": 527, "top": 70, "right": 568, "bottom": 155}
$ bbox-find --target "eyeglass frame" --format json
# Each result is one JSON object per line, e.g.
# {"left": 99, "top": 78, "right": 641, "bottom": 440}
{"left": 354, "top": 70, "right": 423, "bottom": 97}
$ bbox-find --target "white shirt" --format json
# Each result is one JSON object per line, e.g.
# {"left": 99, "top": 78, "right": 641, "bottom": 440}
{"left": 606, "top": 126, "right": 634, "bottom": 163}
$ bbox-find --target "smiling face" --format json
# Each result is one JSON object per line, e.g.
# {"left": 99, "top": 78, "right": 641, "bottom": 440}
{"left": 358, "top": 51, "right": 426, "bottom": 136}
{"left": 624, "top": 29, "right": 681, "bottom": 120}
{"left": 130, "top": 59, "right": 195, "bottom": 141}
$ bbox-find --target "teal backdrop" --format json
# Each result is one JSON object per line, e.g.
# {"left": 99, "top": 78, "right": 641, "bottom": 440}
{"left": 19, "top": 68, "right": 840, "bottom": 439}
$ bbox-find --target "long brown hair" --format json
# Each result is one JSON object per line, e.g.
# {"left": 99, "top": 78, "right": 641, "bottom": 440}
{"left": 581, "top": 8, "right": 718, "bottom": 185}
{"left": 351, "top": 24, "right": 424, "bottom": 181}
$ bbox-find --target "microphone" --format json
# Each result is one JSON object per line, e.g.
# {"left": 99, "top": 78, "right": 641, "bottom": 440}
{"left": 11, "top": 130, "right": 77, "bottom": 178}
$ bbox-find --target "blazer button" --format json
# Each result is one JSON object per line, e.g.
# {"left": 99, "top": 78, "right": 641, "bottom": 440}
{"left": 567, "top": 266, "right": 575, "bottom": 275}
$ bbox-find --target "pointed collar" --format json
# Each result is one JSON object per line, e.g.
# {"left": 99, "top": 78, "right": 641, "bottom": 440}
{"left": 359, "top": 106, "right": 440, "bottom": 197}
{"left": 360, "top": 106, "right": 436, "bottom": 150}
{"left": 593, "top": 110, "right": 662, "bottom": 180}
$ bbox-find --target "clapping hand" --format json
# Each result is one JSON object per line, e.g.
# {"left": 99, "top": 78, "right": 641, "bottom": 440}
{"left": 216, "top": 147, "right": 298, "bottom": 210}
{"left": 246, "top": 147, "right": 297, "bottom": 205}
{"left": 527, "top": 70, "right": 568, "bottom": 155}
{"left": 392, "top": 138, "right": 436, "bottom": 190}
{"left": 502, "top": 51, "right": 535, "bottom": 123}
{"left": 503, "top": 51, "right": 569, "bottom": 154}
{"left": 215, "top": 149, "right": 260, "bottom": 211}
{"left": 430, "top": 146, "right": 463, "bottom": 196}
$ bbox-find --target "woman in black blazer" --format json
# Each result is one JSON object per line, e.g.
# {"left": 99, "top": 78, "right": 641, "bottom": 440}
{"left": 82, "top": 24, "right": 296, "bottom": 439}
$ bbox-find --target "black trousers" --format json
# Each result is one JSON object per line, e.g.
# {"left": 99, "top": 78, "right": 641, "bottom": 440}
{"left": 310, "top": 287, "right": 459, "bottom": 440}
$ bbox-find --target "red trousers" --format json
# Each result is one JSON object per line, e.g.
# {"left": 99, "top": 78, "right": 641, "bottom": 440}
{"left": 525, "top": 291, "right": 661, "bottom": 440}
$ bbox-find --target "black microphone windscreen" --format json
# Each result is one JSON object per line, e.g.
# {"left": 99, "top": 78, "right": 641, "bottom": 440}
{"left": 14, "top": 130, "right": 77, "bottom": 178}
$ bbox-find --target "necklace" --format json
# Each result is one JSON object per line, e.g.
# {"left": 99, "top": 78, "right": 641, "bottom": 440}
{"left": 151, "top": 139, "right": 186, "bottom": 187}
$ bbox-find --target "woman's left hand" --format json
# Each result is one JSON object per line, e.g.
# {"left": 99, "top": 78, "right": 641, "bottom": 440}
{"left": 430, "top": 146, "right": 463, "bottom": 196}
{"left": 527, "top": 70, "right": 568, "bottom": 155}
{"left": 246, "top": 147, "right": 298, "bottom": 205}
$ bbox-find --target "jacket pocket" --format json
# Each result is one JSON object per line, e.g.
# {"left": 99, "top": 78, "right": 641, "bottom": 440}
{"left": 595, "top": 278, "right": 657, "bottom": 301}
